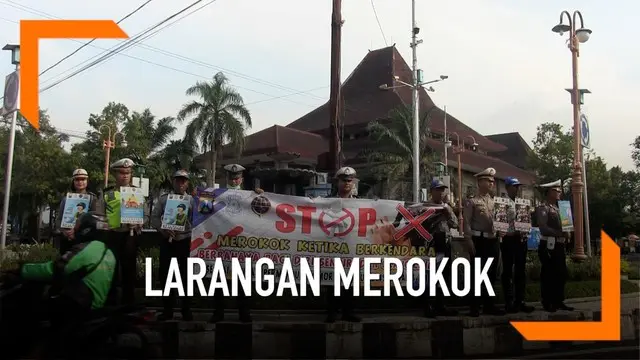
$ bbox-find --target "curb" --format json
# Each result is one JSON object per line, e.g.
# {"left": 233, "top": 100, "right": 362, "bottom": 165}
{"left": 127, "top": 308, "right": 640, "bottom": 358}
{"left": 143, "top": 293, "right": 640, "bottom": 315}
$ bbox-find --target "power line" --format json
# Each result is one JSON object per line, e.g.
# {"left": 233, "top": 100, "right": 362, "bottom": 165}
{"left": 39, "top": 0, "right": 155, "bottom": 76}
{"left": 0, "top": 14, "right": 325, "bottom": 109}
{"left": 39, "top": 0, "right": 210, "bottom": 94}
{"left": 0, "top": 1, "right": 326, "bottom": 103}
{"left": 370, "top": 0, "right": 388, "bottom": 46}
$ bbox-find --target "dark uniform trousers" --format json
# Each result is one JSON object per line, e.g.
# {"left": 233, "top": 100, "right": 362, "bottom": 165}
{"left": 325, "top": 285, "right": 355, "bottom": 317}
{"left": 56, "top": 234, "right": 75, "bottom": 255}
{"left": 422, "top": 235, "right": 452, "bottom": 310}
{"left": 470, "top": 235, "right": 501, "bottom": 310}
{"left": 105, "top": 231, "right": 138, "bottom": 306}
{"left": 159, "top": 237, "right": 192, "bottom": 314}
{"left": 212, "top": 283, "right": 250, "bottom": 318}
{"left": 538, "top": 240, "right": 567, "bottom": 306}
{"left": 500, "top": 234, "right": 528, "bottom": 305}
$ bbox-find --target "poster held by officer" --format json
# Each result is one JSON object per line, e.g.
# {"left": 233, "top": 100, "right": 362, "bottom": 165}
{"left": 493, "top": 197, "right": 510, "bottom": 232}
{"left": 60, "top": 193, "right": 91, "bottom": 229}
{"left": 161, "top": 194, "right": 191, "bottom": 231}
{"left": 120, "top": 186, "right": 145, "bottom": 225}
{"left": 514, "top": 198, "right": 532, "bottom": 232}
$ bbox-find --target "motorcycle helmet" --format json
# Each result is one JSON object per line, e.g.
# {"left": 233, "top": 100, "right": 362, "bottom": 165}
{"left": 74, "top": 212, "right": 109, "bottom": 243}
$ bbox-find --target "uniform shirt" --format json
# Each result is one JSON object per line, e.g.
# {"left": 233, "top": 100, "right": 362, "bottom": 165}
{"left": 535, "top": 202, "right": 563, "bottom": 237}
{"left": 463, "top": 193, "right": 495, "bottom": 237}
{"left": 423, "top": 200, "right": 458, "bottom": 235}
{"left": 151, "top": 192, "right": 194, "bottom": 241}
{"left": 101, "top": 185, "right": 139, "bottom": 232}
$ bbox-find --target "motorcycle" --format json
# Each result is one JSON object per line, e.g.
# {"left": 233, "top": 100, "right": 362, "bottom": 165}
{"left": 0, "top": 276, "right": 157, "bottom": 359}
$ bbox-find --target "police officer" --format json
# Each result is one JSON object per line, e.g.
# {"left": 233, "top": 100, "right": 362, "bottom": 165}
{"left": 325, "top": 166, "right": 360, "bottom": 323}
{"left": 535, "top": 180, "right": 574, "bottom": 312}
{"left": 500, "top": 177, "right": 534, "bottom": 313}
{"left": 421, "top": 178, "right": 458, "bottom": 317}
{"left": 102, "top": 157, "right": 140, "bottom": 306}
{"left": 464, "top": 167, "right": 504, "bottom": 316}
{"left": 210, "top": 164, "right": 262, "bottom": 323}
{"left": 152, "top": 169, "right": 194, "bottom": 321}
{"left": 55, "top": 169, "right": 97, "bottom": 254}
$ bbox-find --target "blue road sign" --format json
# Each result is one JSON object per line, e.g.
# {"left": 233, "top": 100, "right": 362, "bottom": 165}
{"left": 580, "top": 113, "right": 590, "bottom": 149}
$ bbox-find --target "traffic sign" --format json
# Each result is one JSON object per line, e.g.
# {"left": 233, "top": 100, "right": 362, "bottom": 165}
{"left": 3, "top": 71, "right": 19, "bottom": 114}
{"left": 580, "top": 112, "right": 590, "bottom": 149}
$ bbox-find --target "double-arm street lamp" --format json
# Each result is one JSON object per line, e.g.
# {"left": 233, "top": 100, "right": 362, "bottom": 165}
{"left": 448, "top": 132, "right": 478, "bottom": 233}
{"left": 552, "top": 10, "right": 592, "bottom": 262}
{"left": 99, "top": 125, "right": 127, "bottom": 187}
{"left": 379, "top": 74, "right": 448, "bottom": 203}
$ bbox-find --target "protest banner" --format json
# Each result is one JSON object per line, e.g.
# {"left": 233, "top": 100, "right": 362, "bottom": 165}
{"left": 190, "top": 188, "right": 448, "bottom": 285}
{"left": 161, "top": 194, "right": 192, "bottom": 232}
{"left": 60, "top": 193, "right": 91, "bottom": 229}
{"left": 120, "top": 186, "right": 145, "bottom": 225}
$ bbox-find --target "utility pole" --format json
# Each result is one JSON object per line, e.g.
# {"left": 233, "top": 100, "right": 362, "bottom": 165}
{"left": 410, "top": 0, "right": 422, "bottom": 203}
{"left": 328, "top": 0, "right": 343, "bottom": 176}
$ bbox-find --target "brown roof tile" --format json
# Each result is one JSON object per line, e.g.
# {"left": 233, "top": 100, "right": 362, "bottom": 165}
{"left": 220, "top": 125, "right": 328, "bottom": 160}
{"left": 424, "top": 138, "right": 535, "bottom": 184}
{"left": 286, "top": 46, "right": 506, "bottom": 152}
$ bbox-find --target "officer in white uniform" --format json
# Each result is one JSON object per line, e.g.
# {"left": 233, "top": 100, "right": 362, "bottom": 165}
{"left": 463, "top": 167, "right": 504, "bottom": 316}
{"left": 324, "top": 166, "right": 360, "bottom": 323}
{"left": 210, "top": 164, "right": 263, "bottom": 323}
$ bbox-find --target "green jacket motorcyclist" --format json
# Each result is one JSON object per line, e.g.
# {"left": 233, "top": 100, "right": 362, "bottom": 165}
{"left": 20, "top": 212, "right": 116, "bottom": 310}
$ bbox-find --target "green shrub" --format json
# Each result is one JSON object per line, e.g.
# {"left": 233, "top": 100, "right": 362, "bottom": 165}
{"left": 0, "top": 243, "right": 58, "bottom": 272}
{"left": 136, "top": 247, "right": 160, "bottom": 281}
{"left": 525, "top": 252, "right": 602, "bottom": 282}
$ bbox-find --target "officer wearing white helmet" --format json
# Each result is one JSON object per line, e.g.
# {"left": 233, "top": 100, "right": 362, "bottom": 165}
{"left": 464, "top": 167, "right": 504, "bottom": 316}
{"left": 55, "top": 168, "right": 97, "bottom": 254}
{"left": 223, "top": 163, "right": 264, "bottom": 194}
{"left": 535, "top": 179, "right": 574, "bottom": 312}
{"left": 211, "top": 164, "right": 263, "bottom": 323}
{"left": 323, "top": 166, "right": 360, "bottom": 323}
{"left": 152, "top": 169, "right": 194, "bottom": 321}
{"left": 100, "top": 157, "right": 139, "bottom": 306}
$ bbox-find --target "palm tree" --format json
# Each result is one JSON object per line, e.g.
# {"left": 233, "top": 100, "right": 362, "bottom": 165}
{"left": 364, "top": 106, "right": 440, "bottom": 199}
{"left": 122, "top": 109, "right": 177, "bottom": 192}
{"left": 150, "top": 139, "right": 206, "bottom": 189}
{"left": 177, "top": 72, "right": 252, "bottom": 185}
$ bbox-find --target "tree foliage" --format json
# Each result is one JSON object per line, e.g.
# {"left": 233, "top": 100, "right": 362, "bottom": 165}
{"left": 177, "top": 72, "right": 252, "bottom": 185}
{"left": 364, "top": 106, "right": 439, "bottom": 199}
{"left": 528, "top": 122, "right": 640, "bottom": 238}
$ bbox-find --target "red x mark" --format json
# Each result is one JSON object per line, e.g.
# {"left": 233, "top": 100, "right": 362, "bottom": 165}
{"left": 393, "top": 204, "right": 435, "bottom": 241}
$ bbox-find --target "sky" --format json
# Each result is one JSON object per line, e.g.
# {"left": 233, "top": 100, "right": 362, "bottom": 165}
{"left": 0, "top": 0, "right": 638, "bottom": 171}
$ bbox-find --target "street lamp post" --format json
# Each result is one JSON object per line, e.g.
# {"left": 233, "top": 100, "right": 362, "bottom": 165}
{"left": 379, "top": 77, "right": 448, "bottom": 203}
{"left": 449, "top": 133, "right": 479, "bottom": 233}
{"left": 0, "top": 44, "right": 20, "bottom": 250}
{"left": 99, "top": 125, "right": 127, "bottom": 188}
{"left": 552, "top": 10, "right": 592, "bottom": 262}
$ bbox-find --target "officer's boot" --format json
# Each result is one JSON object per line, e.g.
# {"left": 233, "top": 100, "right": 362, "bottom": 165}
{"left": 340, "top": 289, "right": 361, "bottom": 323}
{"left": 433, "top": 288, "right": 458, "bottom": 316}
{"left": 237, "top": 293, "right": 252, "bottom": 323}
{"left": 208, "top": 292, "right": 225, "bottom": 323}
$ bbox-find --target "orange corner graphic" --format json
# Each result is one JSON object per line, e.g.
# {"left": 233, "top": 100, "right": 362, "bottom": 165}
{"left": 20, "top": 20, "right": 129, "bottom": 129}
{"left": 511, "top": 230, "right": 621, "bottom": 341}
